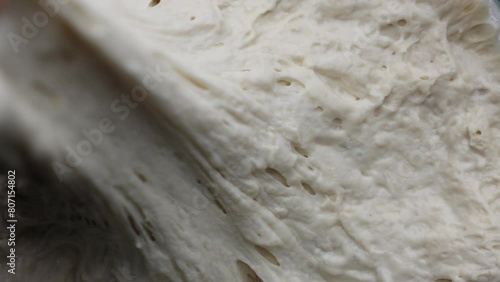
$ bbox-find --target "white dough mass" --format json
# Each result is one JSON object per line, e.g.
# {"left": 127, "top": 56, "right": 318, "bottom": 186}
{"left": 0, "top": 0, "right": 500, "bottom": 281}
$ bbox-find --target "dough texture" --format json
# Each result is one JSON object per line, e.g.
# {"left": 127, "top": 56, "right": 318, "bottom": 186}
{"left": 1, "top": 0, "right": 500, "bottom": 281}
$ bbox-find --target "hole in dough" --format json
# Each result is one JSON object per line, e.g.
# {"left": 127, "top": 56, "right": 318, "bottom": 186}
{"left": 255, "top": 245, "right": 280, "bottom": 266}
{"left": 301, "top": 182, "right": 316, "bottom": 195}
{"left": 237, "top": 260, "right": 264, "bottom": 282}
{"left": 265, "top": 167, "right": 289, "bottom": 187}
{"left": 149, "top": 0, "right": 160, "bottom": 7}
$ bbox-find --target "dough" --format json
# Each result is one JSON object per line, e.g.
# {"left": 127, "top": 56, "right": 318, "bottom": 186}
{"left": 0, "top": 0, "right": 500, "bottom": 281}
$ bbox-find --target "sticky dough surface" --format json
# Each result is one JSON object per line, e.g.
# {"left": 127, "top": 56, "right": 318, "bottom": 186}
{"left": 1, "top": 0, "right": 500, "bottom": 281}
